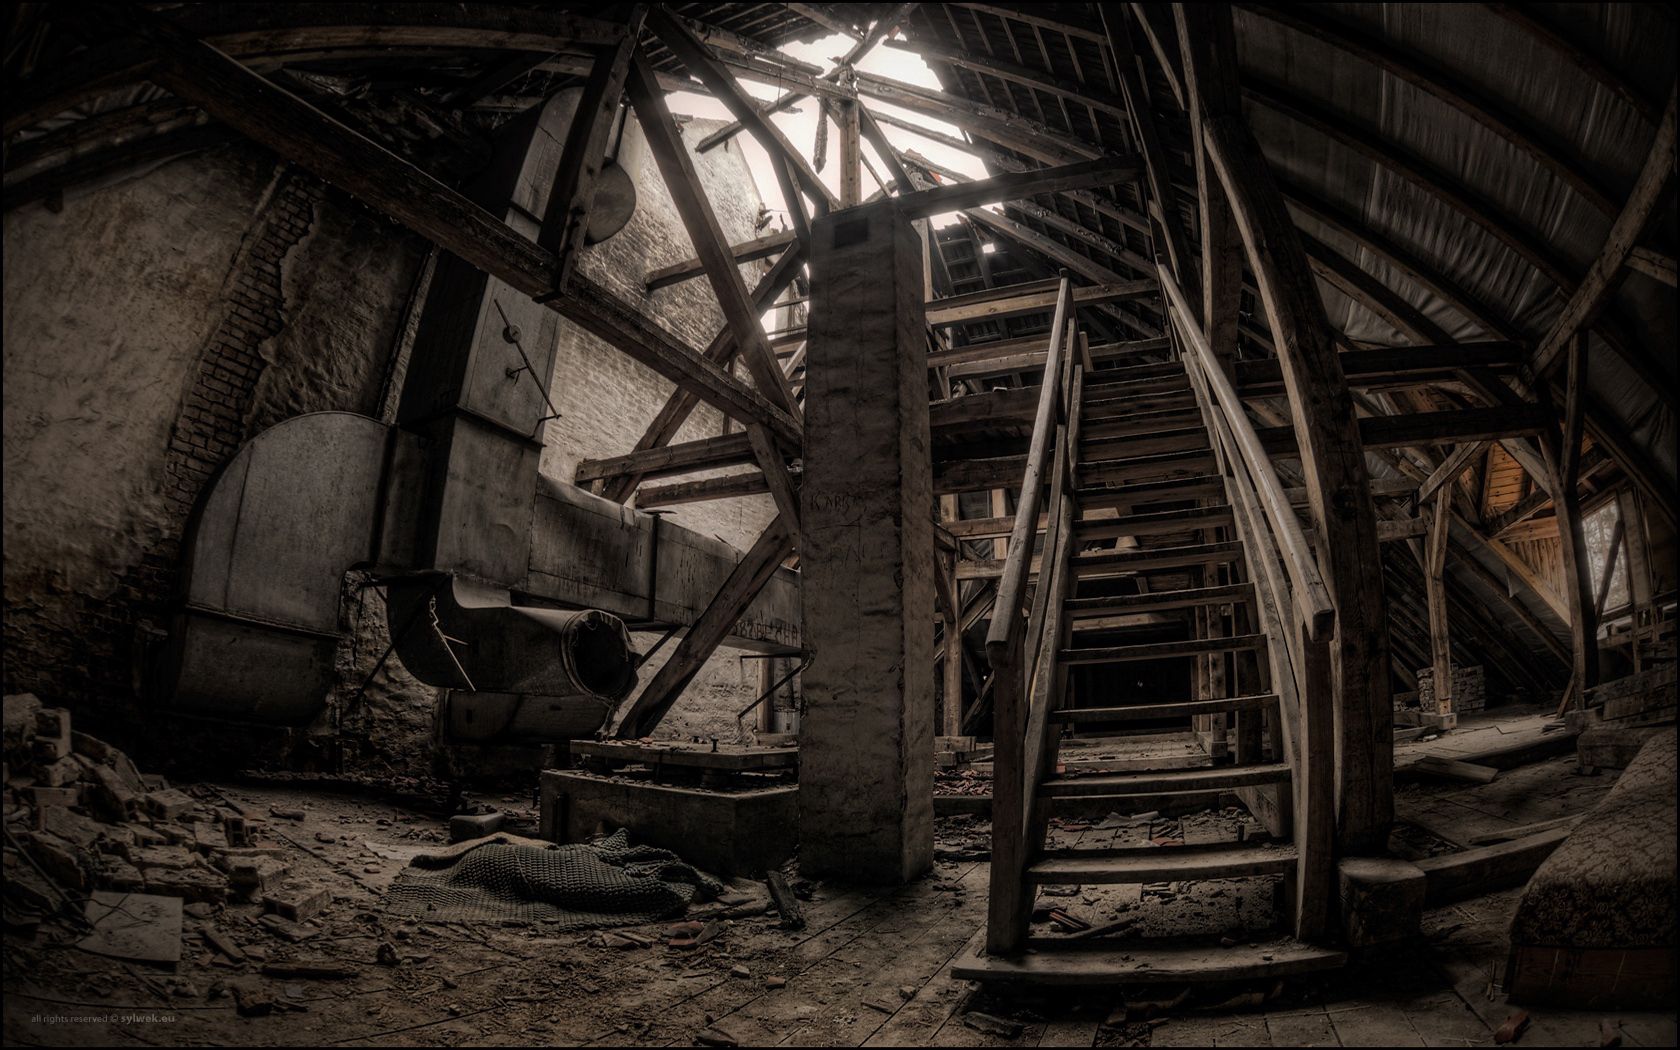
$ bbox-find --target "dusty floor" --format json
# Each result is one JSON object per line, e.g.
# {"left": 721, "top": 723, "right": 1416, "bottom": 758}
{"left": 5, "top": 723, "right": 1676, "bottom": 1047}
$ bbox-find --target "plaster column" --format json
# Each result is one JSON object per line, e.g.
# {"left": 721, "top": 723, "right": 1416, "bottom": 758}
{"left": 798, "top": 202, "right": 934, "bottom": 883}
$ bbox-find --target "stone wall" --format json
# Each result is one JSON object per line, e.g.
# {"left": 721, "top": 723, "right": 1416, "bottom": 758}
{"left": 1416, "top": 664, "right": 1487, "bottom": 714}
{"left": 4, "top": 145, "right": 427, "bottom": 752}
{"left": 3, "top": 111, "right": 782, "bottom": 769}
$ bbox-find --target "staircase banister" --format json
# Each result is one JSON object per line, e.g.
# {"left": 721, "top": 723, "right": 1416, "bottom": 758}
{"left": 984, "top": 275, "right": 1075, "bottom": 657}
{"left": 1159, "top": 267, "right": 1335, "bottom": 641}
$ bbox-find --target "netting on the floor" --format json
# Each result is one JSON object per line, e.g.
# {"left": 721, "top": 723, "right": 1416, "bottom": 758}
{"left": 386, "top": 829, "right": 723, "bottom": 926}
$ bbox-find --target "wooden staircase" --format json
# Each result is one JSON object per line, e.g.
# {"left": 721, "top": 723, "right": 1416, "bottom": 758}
{"left": 953, "top": 276, "right": 1345, "bottom": 987}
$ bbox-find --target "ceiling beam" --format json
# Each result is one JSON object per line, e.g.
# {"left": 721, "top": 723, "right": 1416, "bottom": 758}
{"left": 120, "top": 3, "right": 799, "bottom": 450}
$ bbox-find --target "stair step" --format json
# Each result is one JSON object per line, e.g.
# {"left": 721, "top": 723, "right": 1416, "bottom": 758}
{"left": 1077, "top": 474, "right": 1227, "bottom": 510}
{"left": 1042, "top": 762, "right": 1291, "bottom": 797}
{"left": 1081, "top": 408, "right": 1205, "bottom": 443}
{"left": 1074, "top": 505, "right": 1232, "bottom": 541}
{"left": 1081, "top": 426, "right": 1210, "bottom": 461}
{"left": 1062, "top": 633, "right": 1267, "bottom": 665}
{"left": 1065, "top": 582, "right": 1255, "bottom": 619}
{"left": 1052, "top": 693, "right": 1279, "bottom": 723}
{"left": 952, "top": 937, "right": 1348, "bottom": 986}
{"left": 1083, "top": 360, "right": 1185, "bottom": 382}
{"left": 1082, "top": 392, "right": 1199, "bottom": 422}
{"left": 1083, "top": 449, "right": 1216, "bottom": 487}
{"left": 1028, "top": 844, "right": 1296, "bottom": 885}
{"left": 1071, "top": 539, "right": 1244, "bottom": 577}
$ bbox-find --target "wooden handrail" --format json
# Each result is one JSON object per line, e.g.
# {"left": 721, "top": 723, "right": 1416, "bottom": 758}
{"left": 1159, "top": 267, "right": 1335, "bottom": 641}
{"left": 984, "top": 275, "right": 1074, "bottom": 658}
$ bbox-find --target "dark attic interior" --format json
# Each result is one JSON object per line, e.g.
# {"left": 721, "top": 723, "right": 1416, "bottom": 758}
{"left": 3, "top": 3, "right": 1677, "bottom": 1046}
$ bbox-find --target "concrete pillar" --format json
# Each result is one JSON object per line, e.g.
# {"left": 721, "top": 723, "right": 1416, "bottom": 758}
{"left": 799, "top": 202, "right": 934, "bottom": 883}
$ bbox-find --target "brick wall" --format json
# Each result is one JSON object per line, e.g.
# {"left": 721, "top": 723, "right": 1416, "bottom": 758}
{"left": 3, "top": 145, "right": 425, "bottom": 753}
{"left": 4, "top": 113, "right": 783, "bottom": 763}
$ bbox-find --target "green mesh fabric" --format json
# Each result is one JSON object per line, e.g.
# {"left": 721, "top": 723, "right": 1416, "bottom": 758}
{"left": 387, "top": 829, "right": 723, "bottom": 927}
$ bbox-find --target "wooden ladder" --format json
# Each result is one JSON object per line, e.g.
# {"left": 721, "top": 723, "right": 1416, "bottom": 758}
{"left": 955, "top": 275, "right": 1345, "bottom": 987}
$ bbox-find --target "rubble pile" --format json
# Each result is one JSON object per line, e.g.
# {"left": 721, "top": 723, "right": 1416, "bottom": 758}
{"left": 3, "top": 693, "right": 314, "bottom": 935}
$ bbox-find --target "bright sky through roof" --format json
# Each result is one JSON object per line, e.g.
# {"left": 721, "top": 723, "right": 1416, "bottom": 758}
{"left": 665, "top": 31, "right": 993, "bottom": 232}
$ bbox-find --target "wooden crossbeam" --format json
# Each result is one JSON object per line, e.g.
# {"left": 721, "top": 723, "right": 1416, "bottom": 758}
{"left": 1531, "top": 85, "right": 1677, "bottom": 376}
{"left": 624, "top": 50, "right": 803, "bottom": 524}
{"left": 613, "top": 517, "right": 796, "bottom": 738}
{"left": 889, "top": 155, "right": 1143, "bottom": 218}
{"left": 604, "top": 245, "right": 807, "bottom": 502}
{"left": 1417, "top": 440, "right": 1493, "bottom": 506}
{"left": 645, "top": 7, "right": 837, "bottom": 213}
{"left": 540, "top": 8, "right": 643, "bottom": 290}
{"left": 927, "top": 278, "right": 1156, "bottom": 327}
{"left": 120, "top": 5, "right": 799, "bottom": 450}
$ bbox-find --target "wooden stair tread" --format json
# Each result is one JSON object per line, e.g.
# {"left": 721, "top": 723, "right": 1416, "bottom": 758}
{"left": 952, "top": 938, "right": 1347, "bottom": 986}
{"left": 1074, "top": 505, "right": 1232, "bottom": 540}
{"left": 1041, "top": 762, "right": 1291, "bottom": 797}
{"left": 1028, "top": 844, "right": 1296, "bottom": 884}
{"left": 1062, "top": 633, "right": 1267, "bottom": 664}
{"left": 1078, "top": 474, "right": 1227, "bottom": 509}
{"left": 1071, "top": 538, "right": 1243, "bottom": 571}
{"left": 1064, "top": 582, "right": 1254, "bottom": 618}
{"left": 1052, "top": 693, "right": 1279, "bottom": 723}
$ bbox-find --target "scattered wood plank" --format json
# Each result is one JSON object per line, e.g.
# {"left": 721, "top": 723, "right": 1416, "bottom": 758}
{"left": 1410, "top": 755, "right": 1500, "bottom": 784}
{"left": 766, "top": 871, "right": 806, "bottom": 930}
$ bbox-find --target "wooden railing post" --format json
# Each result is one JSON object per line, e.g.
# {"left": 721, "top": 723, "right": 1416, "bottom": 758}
{"left": 1294, "top": 630, "right": 1336, "bottom": 941}
{"left": 985, "top": 629, "right": 1027, "bottom": 955}
{"left": 983, "top": 275, "right": 1072, "bottom": 957}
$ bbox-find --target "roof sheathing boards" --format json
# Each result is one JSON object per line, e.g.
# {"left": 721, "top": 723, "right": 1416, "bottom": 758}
{"left": 1232, "top": 4, "right": 1674, "bottom": 494}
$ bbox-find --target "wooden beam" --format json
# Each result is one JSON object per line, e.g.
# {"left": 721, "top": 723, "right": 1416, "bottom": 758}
{"left": 882, "top": 37, "right": 1128, "bottom": 117}
{"left": 1188, "top": 4, "right": 1392, "bottom": 850}
{"left": 1174, "top": 4, "right": 1245, "bottom": 373}
{"left": 1425, "top": 487, "right": 1454, "bottom": 720}
{"left": 927, "top": 278, "right": 1156, "bottom": 327}
{"left": 644, "top": 7, "right": 838, "bottom": 213}
{"left": 625, "top": 52, "right": 802, "bottom": 426}
{"left": 121, "top": 4, "right": 798, "bottom": 449}
{"left": 1544, "top": 335, "right": 1600, "bottom": 695}
{"left": 693, "top": 2, "right": 913, "bottom": 153}
{"left": 644, "top": 230, "right": 796, "bottom": 291}
{"left": 1417, "top": 441, "right": 1494, "bottom": 505}
{"left": 837, "top": 95, "right": 862, "bottom": 208}
{"left": 1531, "top": 85, "right": 1677, "bottom": 376}
{"left": 614, "top": 517, "right": 796, "bottom": 738}
{"left": 606, "top": 245, "right": 807, "bottom": 502}
{"left": 538, "top": 7, "right": 642, "bottom": 292}
{"left": 890, "top": 155, "right": 1143, "bottom": 219}
{"left": 1106, "top": 8, "right": 1197, "bottom": 290}
{"left": 8, "top": 7, "right": 628, "bottom": 136}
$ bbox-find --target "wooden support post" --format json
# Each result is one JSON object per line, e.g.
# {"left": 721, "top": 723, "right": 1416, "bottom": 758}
{"left": 1545, "top": 334, "right": 1600, "bottom": 700}
{"left": 939, "top": 549, "right": 965, "bottom": 738}
{"left": 1295, "top": 627, "right": 1336, "bottom": 941}
{"left": 1425, "top": 486, "right": 1455, "bottom": 728}
{"left": 1182, "top": 4, "right": 1393, "bottom": 850}
{"left": 837, "top": 96, "right": 862, "bottom": 208}
{"left": 615, "top": 517, "right": 795, "bottom": 738}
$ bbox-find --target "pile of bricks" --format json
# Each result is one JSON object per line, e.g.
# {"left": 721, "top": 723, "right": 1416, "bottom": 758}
{"left": 3, "top": 693, "right": 315, "bottom": 930}
{"left": 1415, "top": 664, "right": 1487, "bottom": 714}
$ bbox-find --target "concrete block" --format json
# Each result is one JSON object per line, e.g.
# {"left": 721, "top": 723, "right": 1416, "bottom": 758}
{"left": 3, "top": 693, "right": 42, "bottom": 740}
{"left": 1339, "top": 856, "right": 1426, "bottom": 948}
{"left": 540, "top": 769, "right": 796, "bottom": 878}
{"left": 448, "top": 811, "right": 507, "bottom": 843}
{"left": 264, "top": 881, "right": 330, "bottom": 922}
